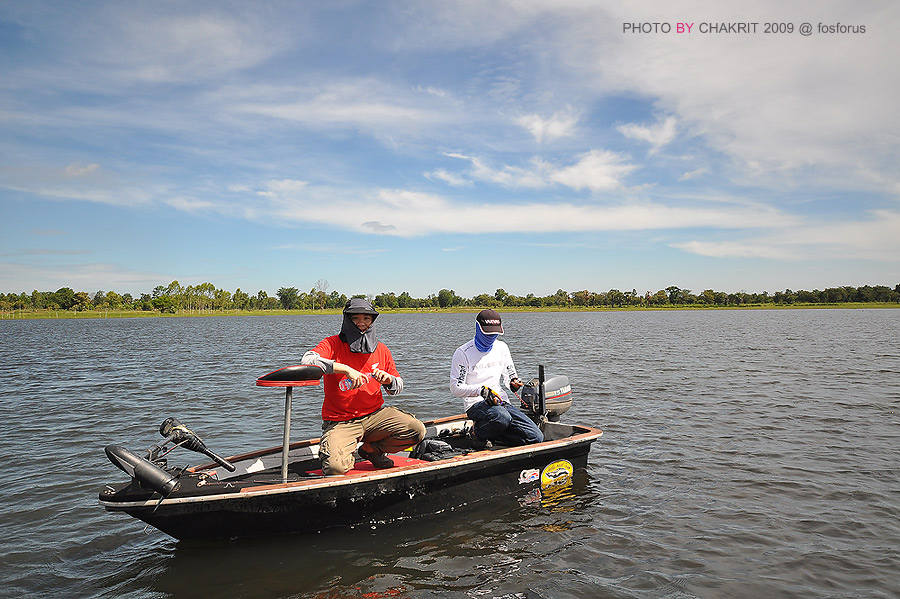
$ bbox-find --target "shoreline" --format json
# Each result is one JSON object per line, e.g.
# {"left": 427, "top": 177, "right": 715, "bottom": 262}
{"left": 3, "top": 302, "right": 898, "bottom": 320}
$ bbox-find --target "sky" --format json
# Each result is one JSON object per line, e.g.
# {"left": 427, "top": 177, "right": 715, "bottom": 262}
{"left": 1, "top": 1, "right": 899, "bottom": 300}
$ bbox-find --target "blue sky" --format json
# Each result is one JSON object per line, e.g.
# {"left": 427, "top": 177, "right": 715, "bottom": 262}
{"left": 1, "top": 1, "right": 898, "bottom": 299}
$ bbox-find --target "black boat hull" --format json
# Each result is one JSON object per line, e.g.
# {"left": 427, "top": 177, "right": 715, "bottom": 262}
{"left": 100, "top": 418, "right": 600, "bottom": 541}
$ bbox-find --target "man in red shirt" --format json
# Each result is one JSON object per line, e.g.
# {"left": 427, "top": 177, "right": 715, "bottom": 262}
{"left": 301, "top": 298, "right": 425, "bottom": 475}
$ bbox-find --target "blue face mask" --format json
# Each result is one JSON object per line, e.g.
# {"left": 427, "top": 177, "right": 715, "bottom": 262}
{"left": 474, "top": 323, "right": 499, "bottom": 352}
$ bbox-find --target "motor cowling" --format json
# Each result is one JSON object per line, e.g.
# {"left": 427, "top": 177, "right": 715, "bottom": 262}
{"left": 105, "top": 445, "right": 179, "bottom": 497}
{"left": 520, "top": 373, "right": 572, "bottom": 421}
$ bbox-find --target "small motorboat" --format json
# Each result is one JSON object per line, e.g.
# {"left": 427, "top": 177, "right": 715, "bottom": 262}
{"left": 99, "top": 365, "right": 602, "bottom": 541}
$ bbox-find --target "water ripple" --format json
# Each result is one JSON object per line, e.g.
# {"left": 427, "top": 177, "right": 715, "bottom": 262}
{"left": 1, "top": 310, "right": 898, "bottom": 598}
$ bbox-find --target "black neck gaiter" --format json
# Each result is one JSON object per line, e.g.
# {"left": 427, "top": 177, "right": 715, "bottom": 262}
{"left": 339, "top": 314, "right": 378, "bottom": 353}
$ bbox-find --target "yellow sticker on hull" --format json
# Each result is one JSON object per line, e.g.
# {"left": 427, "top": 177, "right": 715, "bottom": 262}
{"left": 540, "top": 459, "right": 573, "bottom": 488}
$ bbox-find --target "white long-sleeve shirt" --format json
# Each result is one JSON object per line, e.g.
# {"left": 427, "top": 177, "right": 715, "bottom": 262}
{"left": 450, "top": 339, "right": 518, "bottom": 411}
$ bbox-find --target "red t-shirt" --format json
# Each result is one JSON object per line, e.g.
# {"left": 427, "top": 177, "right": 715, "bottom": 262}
{"left": 312, "top": 335, "right": 400, "bottom": 421}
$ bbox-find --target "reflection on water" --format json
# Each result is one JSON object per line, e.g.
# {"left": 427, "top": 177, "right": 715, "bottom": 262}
{"left": 1, "top": 309, "right": 899, "bottom": 598}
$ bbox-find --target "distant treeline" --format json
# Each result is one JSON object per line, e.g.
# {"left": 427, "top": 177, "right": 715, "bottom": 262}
{"left": 2, "top": 281, "right": 899, "bottom": 314}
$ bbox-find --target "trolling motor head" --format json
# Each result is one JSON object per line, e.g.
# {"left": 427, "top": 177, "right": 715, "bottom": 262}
{"left": 159, "top": 417, "right": 236, "bottom": 472}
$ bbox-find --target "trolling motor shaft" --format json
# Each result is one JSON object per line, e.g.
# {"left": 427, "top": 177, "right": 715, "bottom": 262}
{"left": 159, "top": 417, "right": 236, "bottom": 472}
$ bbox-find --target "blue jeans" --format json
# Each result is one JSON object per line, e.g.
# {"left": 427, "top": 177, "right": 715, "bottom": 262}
{"left": 466, "top": 400, "right": 544, "bottom": 446}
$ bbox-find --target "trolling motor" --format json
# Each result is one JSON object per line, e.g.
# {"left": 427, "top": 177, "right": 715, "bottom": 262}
{"left": 106, "top": 417, "right": 235, "bottom": 500}
{"left": 159, "top": 417, "right": 236, "bottom": 472}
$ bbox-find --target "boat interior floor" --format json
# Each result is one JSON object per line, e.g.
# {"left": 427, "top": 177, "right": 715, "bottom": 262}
{"left": 229, "top": 429, "right": 513, "bottom": 483}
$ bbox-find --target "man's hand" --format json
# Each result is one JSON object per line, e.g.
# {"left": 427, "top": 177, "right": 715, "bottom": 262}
{"left": 335, "top": 364, "right": 369, "bottom": 389}
{"left": 480, "top": 386, "right": 502, "bottom": 406}
{"left": 347, "top": 368, "right": 370, "bottom": 389}
{"left": 370, "top": 367, "right": 394, "bottom": 386}
{"left": 510, "top": 377, "right": 524, "bottom": 392}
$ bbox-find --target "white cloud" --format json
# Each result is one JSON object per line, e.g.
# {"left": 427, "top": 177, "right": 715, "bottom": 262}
{"left": 251, "top": 180, "right": 796, "bottom": 237}
{"left": 362, "top": 221, "right": 398, "bottom": 233}
{"left": 562, "top": 1, "right": 900, "bottom": 189}
{"left": 87, "top": 11, "right": 286, "bottom": 85}
{"left": 257, "top": 179, "right": 309, "bottom": 196}
{"left": 233, "top": 80, "right": 455, "bottom": 137}
{"left": 515, "top": 110, "right": 579, "bottom": 143}
{"left": 617, "top": 116, "right": 678, "bottom": 154}
{"left": 415, "top": 85, "right": 448, "bottom": 98}
{"left": 671, "top": 240, "right": 789, "bottom": 260}
{"left": 549, "top": 150, "right": 637, "bottom": 191}
{"left": 0, "top": 164, "right": 156, "bottom": 207}
{"left": 673, "top": 210, "right": 900, "bottom": 262}
{"left": 679, "top": 167, "right": 707, "bottom": 181}
{"left": 393, "top": 1, "right": 899, "bottom": 193}
{"left": 63, "top": 163, "right": 100, "bottom": 177}
{"left": 165, "top": 197, "right": 217, "bottom": 212}
{"left": 467, "top": 156, "right": 549, "bottom": 189}
{"left": 444, "top": 150, "right": 636, "bottom": 192}
{"left": 425, "top": 168, "right": 472, "bottom": 187}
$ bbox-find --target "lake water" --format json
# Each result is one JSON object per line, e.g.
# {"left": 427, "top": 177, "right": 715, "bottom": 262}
{"left": 0, "top": 310, "right": 898, "bottom": 598}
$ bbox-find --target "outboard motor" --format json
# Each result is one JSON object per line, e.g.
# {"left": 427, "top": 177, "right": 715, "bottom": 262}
{"left": 520, "top": 371, "right": 572, "bottom": 422}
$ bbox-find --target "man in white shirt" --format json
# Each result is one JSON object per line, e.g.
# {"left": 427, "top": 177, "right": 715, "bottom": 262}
{"left": 450, "top": 310, "right": 544, "bottom": 447}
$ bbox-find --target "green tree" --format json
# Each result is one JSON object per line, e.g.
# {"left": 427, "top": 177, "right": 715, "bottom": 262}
{"left": 194, "top": 282, "right": 216, "bottom": 312}
{"left": 254, "top": 290, "right": 269, "bottom": 310}
{"left": 214, "top": 288, "right": 232, "bottom": 310}
{"left": 437, "top": 289, "right": 456, "bottom": 308}
{"left": 92, "top": 290, "right": 107, "bottom": 308}
{"left": 375, "top": 292, "right": 399, "bottom": 309}
{"left": 151, "top": 295, "right": 177, "bottom": 313}
{"left": 665, "top": 286, "right": 681, "bottom": 304}
{"left": 571, "top": 290, "right": 590, "bottom": 307}
{"left": 550, "top": 289, "right": 570, "bottom": 306}
{"left": 397, "top": 291, "right": 415, "bottom": 309}
{"left": 327, "top": 291, "right": 347, "bottom": 309}
{"left": 54, "top": 287, "right": 76, "bottom": 310}
{"left": 472, "top": 293, "right": 495, "bottom": 306}
{"left": 650, "top": 290, "right": 668, "bottom": 305}
{"left": 623, "top": 289, "right": 639, "bottom": 306}
{"left": 607, "top": 289, "right": 624, "bottom": 307}
{"left": 871, "top": 285, "right": 895, "bottom": 302}
{"left": 105, "top": 291, "right": 123, "bottom": 309}
{"left": 74, "top": 291, "right": 92, "bottom": 311}
{"left": 233, "top": 288, "right": 250, "bottom": 310}
{"left": 525, "top": 293, "right": 543, "bottom": 307}
{"left": 14, "top": 292, "right": 31, "bottom": 309}
{"left": 277, "top": 287, "right": 299, "bottom": 310}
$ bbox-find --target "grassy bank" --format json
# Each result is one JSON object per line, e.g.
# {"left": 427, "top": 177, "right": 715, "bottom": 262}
{"left": 2, "top": 302, "right": 898, "bottom": 320}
